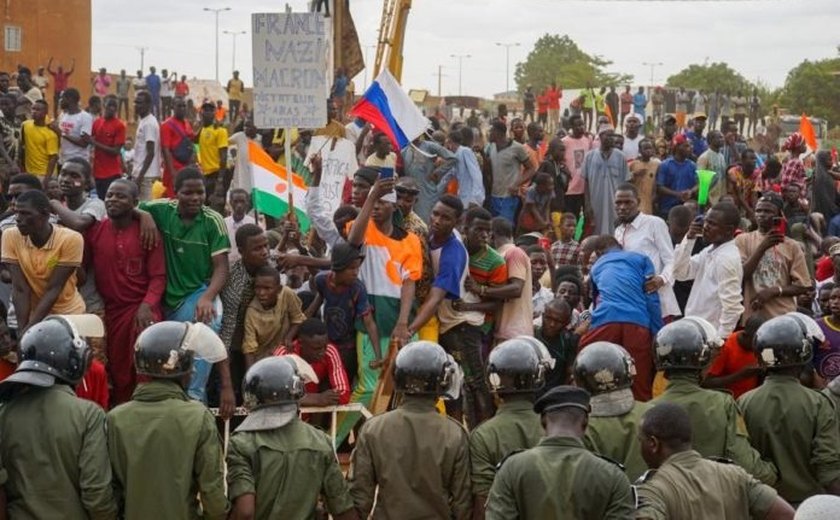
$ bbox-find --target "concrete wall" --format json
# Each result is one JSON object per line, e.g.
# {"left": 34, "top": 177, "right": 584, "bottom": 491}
{"left": 1, "top": 0, "right": 92, "bottom": 103}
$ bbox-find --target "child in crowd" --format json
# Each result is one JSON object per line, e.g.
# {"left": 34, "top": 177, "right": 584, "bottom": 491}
{"left": 242, "top": 265, "right": 306, "bottom": 369}
{"left": 306, "top": 242, "right": 381, "bottom": 385}
{"left": 550, "top": 212, "right": 581, "bottom": 272}
{"left": 629, "top": 138, "right": 660, "bottom": 215}
{"left": 273, "top": 318, "right": 351, "bottom": 408}
{"left": 702, "top": 315, "right": 766, "bottom": 399}
{"left": 45, "top": 178, "right": 62, "bottom": 201}
{"left": 518, "top": 172, "right": 555, "bottom": 234}
{"left": 528, "top": 245, "right": 555, "bottom": 319}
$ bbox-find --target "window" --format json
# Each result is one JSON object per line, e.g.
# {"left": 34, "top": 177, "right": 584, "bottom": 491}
{"left": 4, "top": 25, "right": 21, "bottom": 52}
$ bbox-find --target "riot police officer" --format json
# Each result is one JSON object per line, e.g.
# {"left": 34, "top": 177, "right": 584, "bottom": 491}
{"left": 0, "top": 316, "right": 117, "bottom": 519}
{"left": 486, "top": 386, "right": 634, "bottom": 519}
{"left": 738, "top": 315, "right": 840, "bottom": 504}
{"left": 348, "top": 341, "right": 472, "bottom": 519}
{"left": 106, "top": 321, "right": 229, "bottom": 519}
{"left": 227, "top": 356, "right": 357, "bottom": 519}
{"left": 651, "top": 317, "right": 778, "bottom": 485}
{"left": 469, "top": 336, "right": 551, "bottom": 516}
{"left": 574, "top": 341, "right": 652, "bottom": 481}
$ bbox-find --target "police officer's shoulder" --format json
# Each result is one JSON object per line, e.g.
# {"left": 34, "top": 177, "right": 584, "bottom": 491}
{"left": 706, "top": 456, "right": 735, "bottom": 464}
{"left": 633, "top": 468, "right": 657, "bottom": 486}
{"left": 591, "top": 451, "right": 626, "bottom": 472}
{"left": 444, "top": 413, "right": 470, "bottom": 436}
{"left": 495, "top": 449, "right": 527, "bottom": 471}
{"left": 707, "top": 387, "right": 735, "bottom": 398}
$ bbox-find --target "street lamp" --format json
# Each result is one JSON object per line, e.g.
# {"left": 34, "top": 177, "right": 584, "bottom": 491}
{"left": 642, "top": 62, "right": 664, "bottom": 86}
{"left": 495, "top": 42, "right": 520, "bottom": 94}
{"left": 223, "top": 30, "right": 246, "bottom": 76}
{"left": 450, "top": 54, "right": 471, "bottom": 96}
{"left": 204, "top": 6, "right": 232, "bottom": 82}
{"left": 363, "top": 44, "right": 376, "bottom": 91}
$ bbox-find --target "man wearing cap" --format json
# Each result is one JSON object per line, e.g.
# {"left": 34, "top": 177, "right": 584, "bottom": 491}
{"left": 582, "top": 126, "right": 630, "bottom": 235}
{"left": 735, "top": 193, "right": 810, "bottom": 321}
{"left": 655, "top": 134, "right": 697, "bottom": 220}
{"left": 395, "top": 176, "right": 434, "bottom": 324}
{"left": 623, "top": 113, "right": 644, "bottom": 160}
{"left": 197, "top": 101, "right": 229, "bottom": 205}
{"left": 486, "top": 386, "right": 634, "bottom": 519}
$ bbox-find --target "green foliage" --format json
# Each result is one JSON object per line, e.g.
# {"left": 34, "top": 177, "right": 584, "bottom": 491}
{"left": 513, "top": 34, "right": 632, "bottom": 92}
{"left": 780, "top": 58, "right": 840, "bottom": 128}
{"left": 665, "top": 62, "right": 752, "bottom": 95}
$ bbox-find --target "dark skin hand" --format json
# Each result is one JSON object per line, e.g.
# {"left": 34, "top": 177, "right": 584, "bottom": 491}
{"left": 301, "top": 389, "right": 341, "bottom": 407}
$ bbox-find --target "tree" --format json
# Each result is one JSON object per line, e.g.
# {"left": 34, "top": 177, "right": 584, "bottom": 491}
{"left": 665, "top": 62, "right": 752, "bottom": 95}
{"left": 780, "top": 58, "right": 840, "bottom": 128}
{"left": 513, "top": 34, "right": 632, "bottom": 93}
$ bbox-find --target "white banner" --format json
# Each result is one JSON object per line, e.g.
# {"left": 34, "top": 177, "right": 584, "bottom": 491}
{"left": 251, "top": 12, "right": 329, "bottom": 129}
{"left": 306, "top": 136, "right": 358, "bottom": 218}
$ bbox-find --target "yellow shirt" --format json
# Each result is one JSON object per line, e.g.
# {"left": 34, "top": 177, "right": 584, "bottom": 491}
{"left": 1, "top": 225, "right": 86, "bottom": 315}
{"left": 198, "top": 125, "right": 229, "bottom": 175}
{"left": 22, "top": 120, "right": 59, "bottom": 176}
{"left": 365, "top": 152, "right": 397, "bottom": 169}
{"left": 227, "top": 78, "right": 244, "bottom": 101}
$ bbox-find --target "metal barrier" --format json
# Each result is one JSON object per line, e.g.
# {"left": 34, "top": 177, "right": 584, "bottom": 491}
{"left": 210, "top": 403, "right": 374, "bottom": 455}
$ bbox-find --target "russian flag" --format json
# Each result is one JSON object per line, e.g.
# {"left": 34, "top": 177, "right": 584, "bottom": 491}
{"left": 349, "top": 69, "right": 429, "bottom": 150}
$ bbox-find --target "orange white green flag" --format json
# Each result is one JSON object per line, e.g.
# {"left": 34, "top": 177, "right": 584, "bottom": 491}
{"left": 247, "top": 140, "right": 310, "bottom": 231}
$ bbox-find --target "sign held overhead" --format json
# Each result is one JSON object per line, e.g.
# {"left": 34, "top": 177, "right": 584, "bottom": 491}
{"left": 252, "top": 12, "right": 329, "bottom": 129}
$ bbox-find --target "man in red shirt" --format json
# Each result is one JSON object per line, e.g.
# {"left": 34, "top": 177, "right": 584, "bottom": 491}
{"left": 273, "top": 318, "right": 351, "bottom": 407}
{"left": 160, "top": 96, "right": 195, "bottom": 197}
{"left": 537, "top": 92, "right": 550, "bottom": 128}
{"left": 86, "top": 179, "right": 166, "bottom": 405}
{"left": 47, "top": 57, "right": 74, "bottom": 118}
{"left": 90, "top": 95, "right": 126, "bottom": 199}
{"left": 702, "top": 315, "right": 765, "bottom": 399}
{"left": 546, "top": 82, "right": 562, "bottom": 134}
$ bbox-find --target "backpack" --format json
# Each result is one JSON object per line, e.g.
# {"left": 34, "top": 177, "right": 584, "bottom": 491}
{"left": 166, "top": 120, "right": 193, "bottom": 164}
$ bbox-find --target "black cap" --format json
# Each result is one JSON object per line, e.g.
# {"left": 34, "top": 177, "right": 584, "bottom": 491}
{"left": 534, "top": 385, "right": 591, "bottom": 415}
{"left": 353, "top": 167, "right": 379, "bottom": 186}
{"left": 663, "top": 114, "right": 677, "bottom": 124}
{"left": 331, "top": 242, "right": 365, "bottom": 271}
{"left": 395, "top": 176, "right": 420, "bottom": 195}
{"left": 200, "top": 101, "right": 215, "bottom": 110}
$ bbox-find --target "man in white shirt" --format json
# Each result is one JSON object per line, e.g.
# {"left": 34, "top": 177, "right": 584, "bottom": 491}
{"left": 224, "top": 189, "right": 256, "bottom": 263}
{"left": 614, "top": 183, "right": 680, "bottom": 319}
{"left": 131, "top": 91, "right": 161, "bottom": 200}
{"left": 622, "top": 113, "right": 644, "bottom": 160}
{"left": 55, "top": 88, "right": 93, "bottom": 165}
{"left": 673, "top": 201, "right": 744, "bottom": 337}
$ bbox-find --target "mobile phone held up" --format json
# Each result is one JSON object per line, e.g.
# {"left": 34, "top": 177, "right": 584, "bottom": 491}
{"left": 379, "top": 166, "right": 395, "bottom": 179}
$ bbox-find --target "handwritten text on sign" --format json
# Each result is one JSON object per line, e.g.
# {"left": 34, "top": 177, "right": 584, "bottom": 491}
{"left": 252, "top": 13, "right": 329, "bottom": 129}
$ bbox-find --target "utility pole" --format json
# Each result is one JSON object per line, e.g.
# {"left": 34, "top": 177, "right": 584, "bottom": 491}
{"left": 137, "top": 46, "right": 148, "bottom": 72}
{"left": 642, "top": 62, "right": 664, "bottom": 86}
{"left": 204, "top": 6, "right": 232, "bottom": 82}
{"left": 223, "top": 30, "right": 246, "bottom": 75}
{"left": 450, "top": 54, "right": 471, "bottom": 96}
{"left": 495, "top": 42, "right": 520, "bottom": 94}
{"left": 437, "top": 65, "right": 443, "bottom": 97}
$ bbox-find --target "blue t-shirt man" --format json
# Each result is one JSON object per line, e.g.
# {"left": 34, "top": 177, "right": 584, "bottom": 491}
{"left": 430, "top": 231, "right": 484, "bottom": 334}
{"left": 684, "top": 130, "right": 708, "bottom": 158}
{"left": 590, "top": 248, "right": 662, "bottom": 334}
{"left": 145, "top": 72, "right": 161, "bottom": 101}
{"left": 314, "top": 270, "right": 372, "bottom": 347}
{"left": 633, "top": 90, "right": 647, "bottom": 117}
{"left": 656, "top": 157, "right": 698, "bottom": 217}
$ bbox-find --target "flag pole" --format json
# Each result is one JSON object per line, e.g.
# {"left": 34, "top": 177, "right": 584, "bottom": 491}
{"left": 285, "top": 127, "right": 297, "bottom": 225}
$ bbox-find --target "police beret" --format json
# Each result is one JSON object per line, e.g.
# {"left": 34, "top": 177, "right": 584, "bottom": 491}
{"left": 534, "top": 385, "right": 591, "bottom": 415}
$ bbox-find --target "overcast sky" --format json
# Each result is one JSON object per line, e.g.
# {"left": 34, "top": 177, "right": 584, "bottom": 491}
{"left": 92, "top": 0, "right": 839, "bottom": 98}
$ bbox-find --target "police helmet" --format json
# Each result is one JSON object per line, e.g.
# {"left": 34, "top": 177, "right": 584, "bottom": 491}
{"left": 654, "top": 316, "right": 722, "bottom": 370}
{"left": 242, "top": 356, "right": 305, "bottom": 410}
{"left": 12, "top": 315, "right": 91, "bottom": 386}
{"left": 487, "top": 338, "right": 545, "bottom": 393}
{"left": 134, "top": 321, "right": 195, "bottom": 378}
{"left": 573, "top": 341, "right": 636, "bottom": 395}
{"left": 786, "top": 311, "right": 825, "bottom": 354}
{"left": 393, "top": 341, "right": 459, "bottom": 397}
{"left": 754, "top": 315, "right": 812, "bottom": 369}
